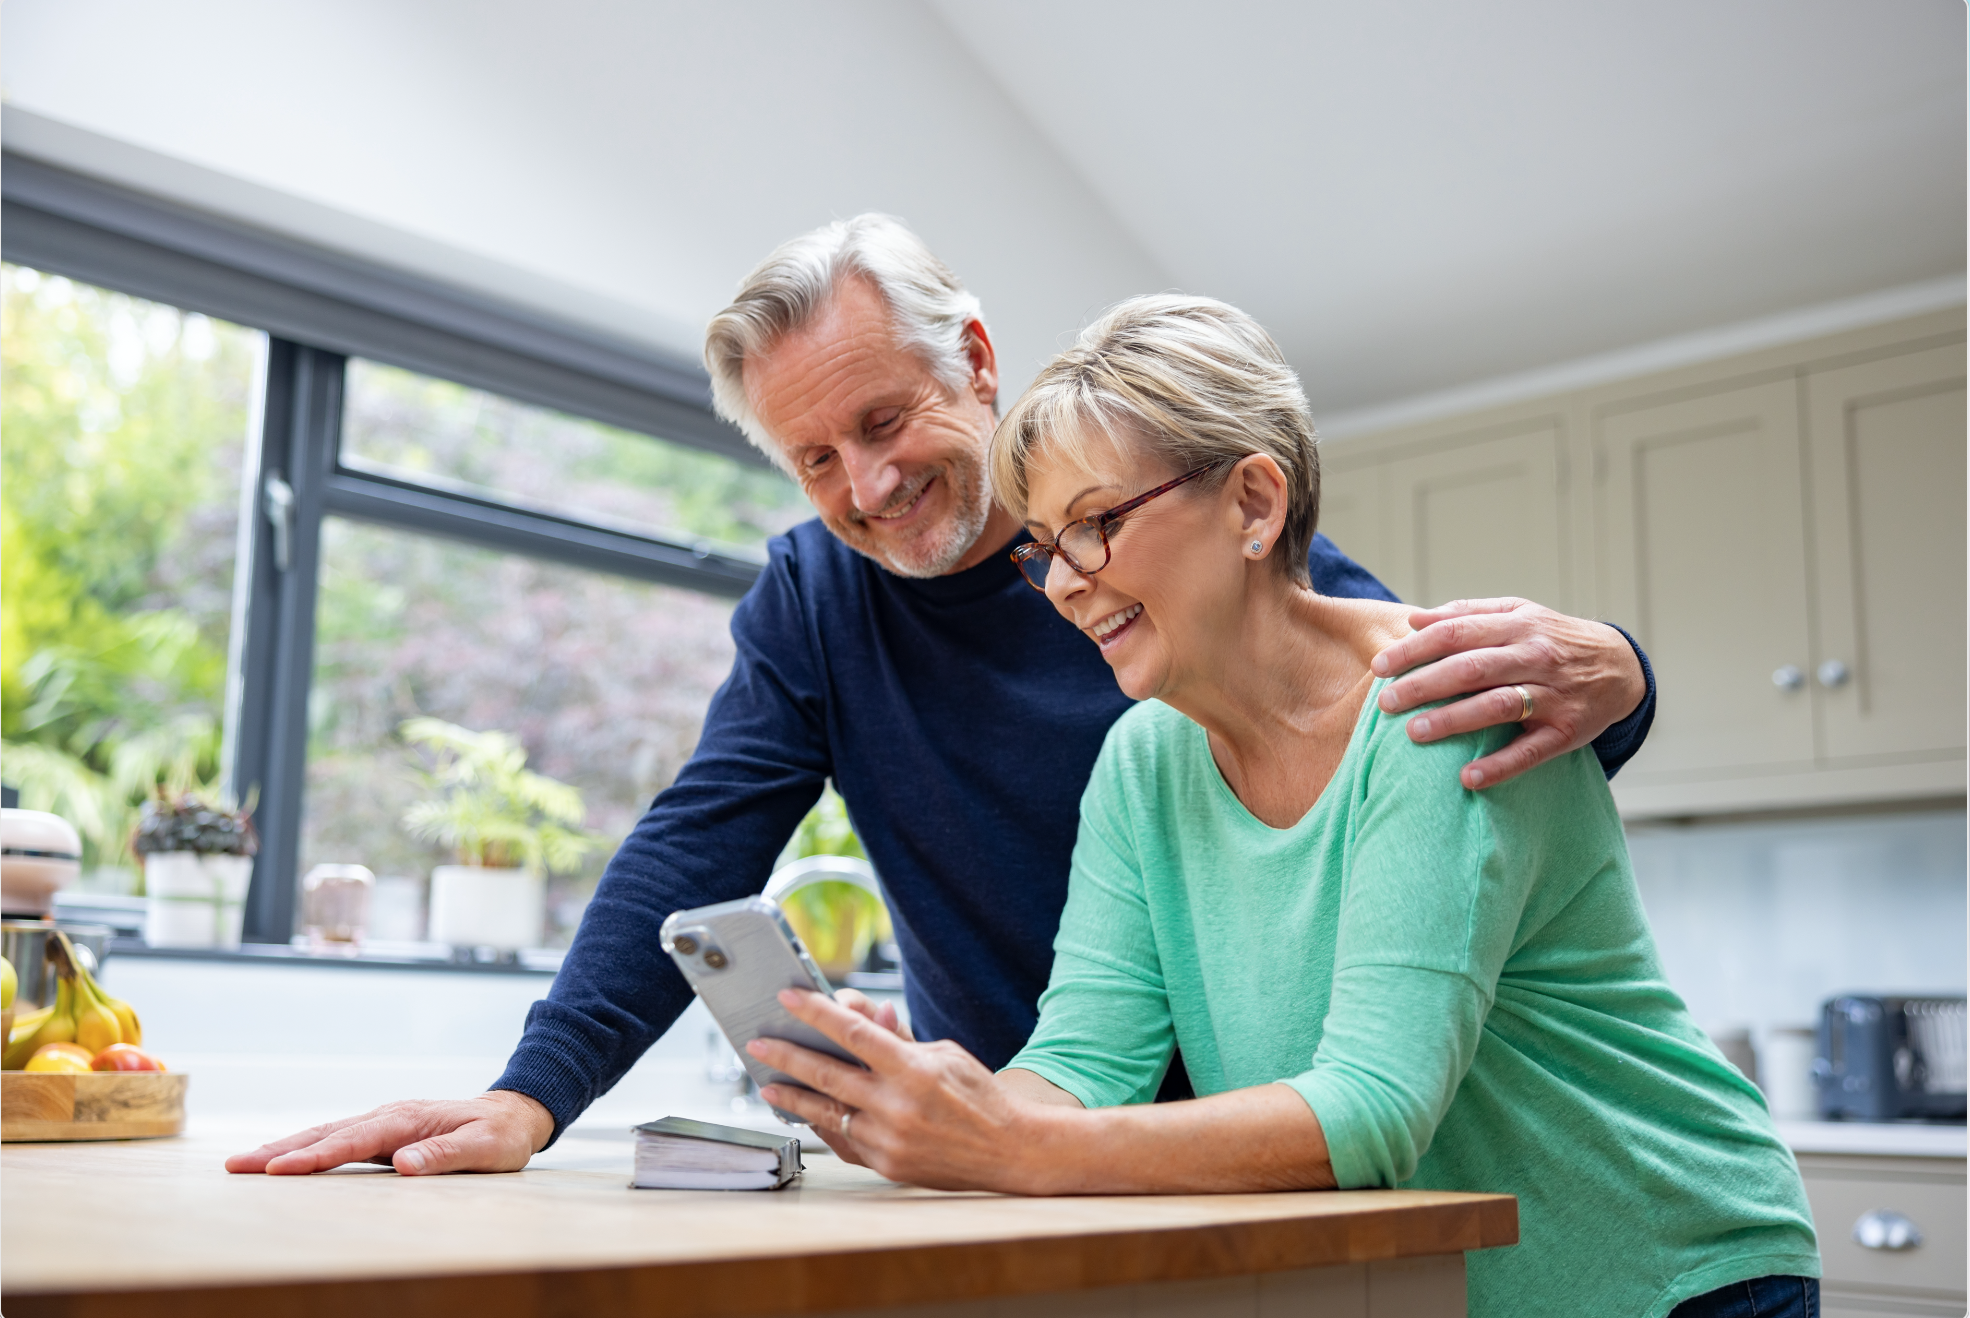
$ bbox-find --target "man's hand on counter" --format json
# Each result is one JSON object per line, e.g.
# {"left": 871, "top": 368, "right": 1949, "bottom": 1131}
{"left": 223, "top": 1089, "right": 555, "bottom": 1176}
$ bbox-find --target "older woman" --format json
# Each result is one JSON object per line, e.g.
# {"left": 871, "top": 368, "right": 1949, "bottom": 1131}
{"left": 751, "top": 296, "right": 1819, "bottom": 1318}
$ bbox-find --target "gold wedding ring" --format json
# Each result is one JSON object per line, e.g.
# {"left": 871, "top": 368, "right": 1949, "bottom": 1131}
{"left": 1514, "top": 684, "right": 1534, "bottom": 722}
{"left": 840, "top": 1111, "right": 854, "bottom": 1142}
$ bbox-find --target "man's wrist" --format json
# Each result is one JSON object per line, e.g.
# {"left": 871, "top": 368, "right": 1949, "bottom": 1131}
{"left": 1601, "top": 621, "right": 1649, "bottom": 721}
{"left": 489, "top": 1088, "right": 557, "bottom": 1153}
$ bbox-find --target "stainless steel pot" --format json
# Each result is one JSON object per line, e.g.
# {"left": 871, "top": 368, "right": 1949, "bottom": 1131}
{"left": 1, "top": 920, "right": 112, "bottom": 1011}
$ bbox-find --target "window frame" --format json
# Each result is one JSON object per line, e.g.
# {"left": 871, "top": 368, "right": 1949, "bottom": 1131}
{"left": 4, "top": 152, "right": 772, "bottom": 941}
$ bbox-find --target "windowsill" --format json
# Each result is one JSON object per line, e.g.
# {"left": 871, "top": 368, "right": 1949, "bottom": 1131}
{"left": 106, "top": 938, "right": 564, "bottom": 976}
{"left": 103, "top": 941, "right": 908, "bottom": 990}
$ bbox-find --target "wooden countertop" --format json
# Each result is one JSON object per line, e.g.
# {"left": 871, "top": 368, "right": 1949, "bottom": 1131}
{"left": 3, "top": 1124, "right": 1517, "bottom": 1318}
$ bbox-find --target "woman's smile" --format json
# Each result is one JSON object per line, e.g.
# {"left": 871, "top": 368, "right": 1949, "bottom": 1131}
{"left": 1088, "top": 602, "right": 1143, "bottom": 649}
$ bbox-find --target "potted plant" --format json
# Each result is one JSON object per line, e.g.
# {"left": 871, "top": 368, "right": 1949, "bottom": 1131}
{"left": 399, "top": 718, "right": 603, "bottom": 952}
{"left": 134, "top": 793, "right": 258, "bottom": 948}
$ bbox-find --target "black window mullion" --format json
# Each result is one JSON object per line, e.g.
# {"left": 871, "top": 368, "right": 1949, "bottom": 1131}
{"left": 320, "top": 468, "right": 765, "bottom": 599}
{"left": 230, "top": 340, "right": 341, "bottom": 943}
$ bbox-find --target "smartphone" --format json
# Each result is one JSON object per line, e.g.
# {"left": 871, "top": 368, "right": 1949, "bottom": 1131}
{"left": 661, "top": 896, "right": 865, "bottom": 1124}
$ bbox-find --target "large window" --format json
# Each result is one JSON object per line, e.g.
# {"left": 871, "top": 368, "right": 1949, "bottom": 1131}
{"left": 301, "top": 369, "right": 809, "bottom": 945}
{"left": 0, "top": 175, "right": 811, "bottom": 950}
{"left": 1, "top": 264, "right": 262, "bottom": 882}
{"left": 342, "top": 360, "right": 805, "bottom": 557}
{"left": 305, "top": 523, "right": 745, "bottom": 944}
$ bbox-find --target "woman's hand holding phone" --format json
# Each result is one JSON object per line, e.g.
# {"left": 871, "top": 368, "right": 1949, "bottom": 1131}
{"left": 750, "top": 989, "right": 1054, "bottom": 1188}
{"left": 830, "top": 986, "right": 914, "bottom": 1043}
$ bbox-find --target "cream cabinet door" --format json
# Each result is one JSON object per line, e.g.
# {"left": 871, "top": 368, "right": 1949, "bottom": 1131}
{"left": 1378, "top": 420, "right": 1569, "bottom": 611}
{"left": 1597, "top": 379, "right": 1816, "bottom": 779}
{"left": 1316, "top": 453, "right": 1389, "bottom": 591}
{"left": 1805, "top": 344, "right": 1967, "bottom": 766}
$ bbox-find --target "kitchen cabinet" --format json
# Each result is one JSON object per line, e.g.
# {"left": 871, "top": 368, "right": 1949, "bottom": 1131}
{"left": 1804, "top": 345, "right": 1967, "bottom": 768}
{"left": 1796, "top": 1151, "right": 1966, "bottom": 1318}
{"left": 1596, "top": 378, "right": 1818, "bottom": 784}
{"left": 1602, "top": 336, "right": 1967, "bottom": 816}
{"left": 1382, "top": 419, "right": 1571, "bottom": 612}
{"left": 1318, "top": 414, "right": 1572, "bottom": 610}
{"left": 1317, "top": 455, "right": 1386, "bottom": 588}
{"left": 1320, "top": 308, "right": 1965, "bottom": 818}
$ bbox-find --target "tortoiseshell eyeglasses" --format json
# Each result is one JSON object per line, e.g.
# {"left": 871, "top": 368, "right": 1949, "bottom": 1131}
{"left": 1010, "top": 463, "right": 1219, "bottom": 593}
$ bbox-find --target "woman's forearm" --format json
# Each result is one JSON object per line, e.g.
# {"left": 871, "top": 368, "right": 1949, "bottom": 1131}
{"left": 753, "top": 992, "right": 1335, "bottom": 1197}
{"left": 1011, "top": 1082, "right": 1336, "bottom": 1195}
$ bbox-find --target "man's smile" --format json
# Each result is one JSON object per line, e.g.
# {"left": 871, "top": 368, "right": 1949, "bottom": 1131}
{"left": 864, "top": 474, "right": 938, "bottom": 526}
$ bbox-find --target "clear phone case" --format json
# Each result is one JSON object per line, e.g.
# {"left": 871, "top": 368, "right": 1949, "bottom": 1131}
{"left": 660, "top": 897, "right": 864, "bottom": 1124}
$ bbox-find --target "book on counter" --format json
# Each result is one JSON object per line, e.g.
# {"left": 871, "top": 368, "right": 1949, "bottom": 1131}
{"left": 631, "top": 1116, "right": 804, "bottom": 1191}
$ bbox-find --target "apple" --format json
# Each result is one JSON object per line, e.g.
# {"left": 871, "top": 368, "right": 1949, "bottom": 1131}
{"left": 90, "top": 1043, "right": 166, "bottom": 1072}
{"left": 24, "top": 1043, "right": 94, "bottom": 1073}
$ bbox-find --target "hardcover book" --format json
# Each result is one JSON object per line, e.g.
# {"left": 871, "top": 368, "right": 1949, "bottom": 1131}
{"left": 631, "top": 1116, "right": 803, "bottom": 1191}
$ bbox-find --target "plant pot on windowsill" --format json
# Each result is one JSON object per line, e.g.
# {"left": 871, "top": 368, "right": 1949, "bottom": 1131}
{"left": 398, "top": 719, "right": 606, "bottom": 957}
{"left": 427, "top": 864, "right": 545, "bottom": 952}
{"left": 133, "top": 795, "right": 257, "bottom": 949}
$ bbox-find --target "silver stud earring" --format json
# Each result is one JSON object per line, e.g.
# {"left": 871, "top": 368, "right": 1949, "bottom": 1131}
{"left": 1250, "top": 540, "right": 1264, "bottom": 555}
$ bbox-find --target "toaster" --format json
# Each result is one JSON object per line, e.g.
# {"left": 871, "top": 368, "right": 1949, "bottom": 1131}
{"left": 1815, "top": 995, "right": 1967, "bottom": 1122}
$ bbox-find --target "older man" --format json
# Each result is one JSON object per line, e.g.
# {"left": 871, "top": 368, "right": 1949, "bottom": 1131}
{"left": 230, "top": 215, "right": 1653, "bottom": 1176}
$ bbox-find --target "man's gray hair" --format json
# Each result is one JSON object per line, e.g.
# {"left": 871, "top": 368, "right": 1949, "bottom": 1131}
{"left": 704, "top": 214, "right": 985, "bottom": 462}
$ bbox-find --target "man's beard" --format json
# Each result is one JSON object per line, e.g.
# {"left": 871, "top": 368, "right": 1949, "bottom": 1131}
{"left": 823, "top": 451, "right": 993, "bottom": 579}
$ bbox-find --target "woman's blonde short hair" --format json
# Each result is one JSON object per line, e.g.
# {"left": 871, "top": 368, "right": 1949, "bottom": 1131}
{"left": 991, "top": 295, "right": 1320, "bottom": 584}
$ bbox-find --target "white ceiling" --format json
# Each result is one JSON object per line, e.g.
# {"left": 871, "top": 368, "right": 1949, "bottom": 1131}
{"left": 3, "top": 0, "right": 1962, "bottom": 421}
{"left": 936, "top": 0, "right": 1966, "bottom": 414}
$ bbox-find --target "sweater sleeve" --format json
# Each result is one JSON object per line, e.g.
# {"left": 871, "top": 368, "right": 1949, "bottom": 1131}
{"left": 492, "top": 537, "right": 830, "bottom": 1142}
{"left": 1283, "top": 714, "right": 1553, "bottom": 1188}
{"left": 1586, "top": 624, "right": 1657, "bottom": 780}
{"left": 1002, "top": 748, "right": 1175, "bottom": 1108}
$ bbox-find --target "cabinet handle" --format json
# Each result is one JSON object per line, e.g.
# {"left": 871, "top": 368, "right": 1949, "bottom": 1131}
{"left": 1853, "top": 1209, "right": 1923, "bottom": 1251}
{"left": 1772, "top": 665, "right": 1805, "bottom": 692}
{"left": 1817, "top": 660, "right": 1851, "bottom": 689}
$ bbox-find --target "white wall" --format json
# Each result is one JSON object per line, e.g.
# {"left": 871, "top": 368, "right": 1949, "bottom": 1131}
{"left": 96, "top": 956, "right": 826, "bottom": 1137}
{"left": 1629, "top": 807, "right": 1967, "bottom": 1045}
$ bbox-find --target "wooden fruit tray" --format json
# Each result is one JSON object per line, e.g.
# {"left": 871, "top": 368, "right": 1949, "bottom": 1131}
{"left": 1, "top": 1070, "right": 187, "bottom": 1141}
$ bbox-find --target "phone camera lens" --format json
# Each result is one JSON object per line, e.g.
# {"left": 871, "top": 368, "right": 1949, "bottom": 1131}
{"left": 703, "top": 950, "right": 728, "bottom": 970}
{"left": 674, "top": 934, "right": 699, "bottom": 955}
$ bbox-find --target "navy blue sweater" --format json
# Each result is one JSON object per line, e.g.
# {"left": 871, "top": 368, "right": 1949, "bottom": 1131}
{"left": 495, "top": 524, "right": 1656, "bottom": 1136}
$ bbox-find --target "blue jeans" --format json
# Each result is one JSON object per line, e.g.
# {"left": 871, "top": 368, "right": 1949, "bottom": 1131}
{"left": 1670, "top": 1275, "right": 1819, "bottom": 1318}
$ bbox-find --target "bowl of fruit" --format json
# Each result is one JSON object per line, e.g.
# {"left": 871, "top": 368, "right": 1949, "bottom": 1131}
{"left": 1, "top": 932, "right": 183, "bottom": 1141}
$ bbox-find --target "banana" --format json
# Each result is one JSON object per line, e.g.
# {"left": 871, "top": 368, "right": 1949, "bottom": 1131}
{"left": 52, "top": 932, "right": 123, "bottom": 1055}
{"left": 62, "top": 934, "right": 140, "bottom": 1046}
{"left": 70, "top": 975, "right": 122, "bottom": 1054}
{"left": 102, "top": 995, "right": 141, "bottom": 1047}
{"left": 7, "top": 1002, "right": 55, "bottom": 1044}
{"left": 4, "top": 977, "right": 78, "bottom": 1070}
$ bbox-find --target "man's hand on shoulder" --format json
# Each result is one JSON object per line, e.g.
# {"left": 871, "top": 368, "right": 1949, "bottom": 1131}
{"left": 224, "top": 1089, "right": 555, "bottom": 1176}
{"left": 1371, "top": 597, "right": 1648, "bottom": 789}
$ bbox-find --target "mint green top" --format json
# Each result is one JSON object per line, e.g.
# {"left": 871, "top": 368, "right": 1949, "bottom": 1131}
{"left": 1007, "top": 683, "right": 1818, "bottom": 1318}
